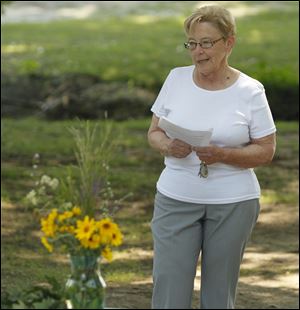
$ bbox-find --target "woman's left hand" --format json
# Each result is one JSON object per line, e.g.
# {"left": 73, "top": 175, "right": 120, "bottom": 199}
{"left": 192, "top": 145, "right": 224, "bottom": 165}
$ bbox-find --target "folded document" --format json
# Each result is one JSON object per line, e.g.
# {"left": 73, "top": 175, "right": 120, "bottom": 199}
{"left": 158, "top": 116, "right": 213, "bottom": 147}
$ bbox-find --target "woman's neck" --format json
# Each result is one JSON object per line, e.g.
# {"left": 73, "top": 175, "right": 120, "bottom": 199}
{"left": 194, "top": 65, "right": 238, "bottom": 91}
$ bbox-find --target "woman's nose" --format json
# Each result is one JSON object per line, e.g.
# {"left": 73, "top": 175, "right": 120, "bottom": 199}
{"left": 194, "top": 43, "right": 205, "bottom": 53}
{"left": 194, "top": 45, "right": 205, "bottom": 54}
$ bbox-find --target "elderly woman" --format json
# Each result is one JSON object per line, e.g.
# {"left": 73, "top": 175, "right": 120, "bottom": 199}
{"left": 148, "top": 5, "right": 276, "bottom": 309}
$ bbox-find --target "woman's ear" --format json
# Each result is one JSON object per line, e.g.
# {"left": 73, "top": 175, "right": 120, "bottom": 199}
{"left": 225, "top": 36, "right": 235, "bottom": 56}
{"left": 226, "top": 36, "right": 235, "bottom": 50}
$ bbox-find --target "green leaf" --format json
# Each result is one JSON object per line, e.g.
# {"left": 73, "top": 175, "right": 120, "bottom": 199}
{"left": 32, "top": 298, "right": 57, "bottom": 309}
{"left": 12, "top": 301, "right": 28, "bottom": 309}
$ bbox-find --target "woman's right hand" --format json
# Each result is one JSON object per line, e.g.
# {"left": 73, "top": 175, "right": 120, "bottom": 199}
{"left": 163, "top": 139, "right": 192, "bottom": 158}
{"left": 148, "top": 115, "right": 192, "bottom": 158}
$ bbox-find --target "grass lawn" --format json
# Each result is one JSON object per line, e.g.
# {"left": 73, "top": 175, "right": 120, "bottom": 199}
{"left": 2, "top": 2, "right": 299, "bottom": 90}
{"left": 1, "top": 2, "right": 299, "bottom": 308}
{"left": 1, "top": 118, "right": 299, "bottom": 309}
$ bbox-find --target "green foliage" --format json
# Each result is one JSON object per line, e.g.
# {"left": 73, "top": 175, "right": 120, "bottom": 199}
{"left": 20, "top": 119, "right": 121, "bottom": 218}
{"left": 1, "top": 276, "right": 66, "bottom": 309}
{"left": 68, "top": 120, "right": 117, "bottom": 216}
{"left": 1, "top": 117, "right": 298, "bottom": 204}
{"left": 231, "top": 8, "right": 299, "bottom": 120}
{"left": 2, "top": 9, "right": 298, "bottom": 87}
{"left": 1, "top": 4, "right": 299, "bottom": 119}
{"left": 42, "top": 80, "right": 156, "bottom": 121}
{"left": 1, "top": 117, "right": 299, "bottom": 308}
{"left": 1, "top": 75, "right": 156, "bottom": 120}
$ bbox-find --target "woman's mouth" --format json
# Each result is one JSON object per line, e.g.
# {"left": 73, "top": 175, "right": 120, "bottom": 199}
{"left": 197, "top": 59, "right": 210, "bottom": 64}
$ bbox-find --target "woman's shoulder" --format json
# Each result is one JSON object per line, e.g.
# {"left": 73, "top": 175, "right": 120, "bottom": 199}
{"left": 170, "top": 65, "right": 194, "bottom": 72}
{"left": 237, "top": 71, "right": 264, "bottom": 91}
{"left": 168, "top": 65, "right": 194, "bottom": 78}
{"left": 163, "top": 65, "right": 194, "bottom": 86}
{"left": 235, "top": 72, "right": 265, "bottom": 100}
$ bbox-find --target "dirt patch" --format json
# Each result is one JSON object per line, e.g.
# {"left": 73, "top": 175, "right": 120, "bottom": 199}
{"left": 1, "top": 196, "right": 299, "bottom": 309}
{"left": 92, "top": 201, "right": 297, "bottom": 309}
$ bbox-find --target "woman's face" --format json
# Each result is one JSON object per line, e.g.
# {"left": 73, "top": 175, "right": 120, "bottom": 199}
{"left": 187, "top": 22, "right": 233, "bottom": 75}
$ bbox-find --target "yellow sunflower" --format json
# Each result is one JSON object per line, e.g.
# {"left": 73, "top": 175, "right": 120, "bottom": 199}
{"left": 101, "top": 246, "right": 113, "bottom": 262}
{"left": 111, "top": 226, "right": 123, "bottom": 246}
{"left": 58, "top": 211, "right": 74, "bottom": 222}
{"left": 80, "top": 234, "right": 102, "bottom": 249}
{"left": 41, "top": 236, "right": 53, "bottom": 253}
{"left": 48, "top": 209, "right": 58, "bottom": 221}
{"left": 72, "top": 206, "right": 82, "bottom": 216}
{"left": 59, "top": 225, "right": 75, "bottom": 234}
{"left": 97, "top": 218, "right": 115, "bottom": 243}
{"left": 75, "top": 216, "right": 96, "bottom": 241}
{"left": 41, "top": 217, "right": 57, "bottom": 237}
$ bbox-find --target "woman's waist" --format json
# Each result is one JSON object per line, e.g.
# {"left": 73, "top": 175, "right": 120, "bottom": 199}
{"left": 157, "top": 167, "right": 260, "bottom": 203}
{"left": 165, "top": 159, "right": 248, "bottom": 177}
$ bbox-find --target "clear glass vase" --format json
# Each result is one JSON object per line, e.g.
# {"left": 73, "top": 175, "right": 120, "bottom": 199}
{"left": 65, "top": 254, "right": 106, "bottom": 309}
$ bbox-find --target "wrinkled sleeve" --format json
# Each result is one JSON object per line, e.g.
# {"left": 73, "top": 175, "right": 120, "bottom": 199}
{"left": 150, "top": 70, "right": 173, "bottom": 117}
{"left": 249, "top": 88, "right": 276, "bottom": 139}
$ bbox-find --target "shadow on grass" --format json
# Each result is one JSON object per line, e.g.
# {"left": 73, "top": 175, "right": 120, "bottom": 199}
{"left": 235, "top": 281, "right": 299, "bottom": 309}
{"left": 106, "top": 278, "right": 299, "bottom": 309}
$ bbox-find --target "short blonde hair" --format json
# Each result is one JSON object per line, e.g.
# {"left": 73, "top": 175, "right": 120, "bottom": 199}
{"left": 184, "top": 5, "right": 236, "bottom": 39}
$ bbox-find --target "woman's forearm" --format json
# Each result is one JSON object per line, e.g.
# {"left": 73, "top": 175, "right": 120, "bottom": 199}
{"left": 194, "top": 134, "right": 276, "bottom": 169}
{"left": 150, "top": 134, "right": 275, "bottom": 168}
{"left": 148, "top": 131, "right": 172, "bottom": 156}
{"left": 221, "top": 143, "right": 275, "bottom": 168}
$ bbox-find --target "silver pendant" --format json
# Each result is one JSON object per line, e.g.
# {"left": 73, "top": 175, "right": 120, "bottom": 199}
{"left": 198, "top": 162, "right": 208, "bottom": 178}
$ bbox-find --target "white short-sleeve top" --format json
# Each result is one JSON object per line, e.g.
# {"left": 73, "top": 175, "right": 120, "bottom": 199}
{"left": 151, "top": 65, "right": 276, "bottom": 204}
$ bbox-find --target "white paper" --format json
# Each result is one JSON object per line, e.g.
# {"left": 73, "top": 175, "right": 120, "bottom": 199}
{"left": 158, "top": 116, "right": 213, "bottom": 147}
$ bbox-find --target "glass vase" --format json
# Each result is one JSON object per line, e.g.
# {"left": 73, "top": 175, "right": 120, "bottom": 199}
{"left": 65, "top": 254, "right": 106, "bottom": 309}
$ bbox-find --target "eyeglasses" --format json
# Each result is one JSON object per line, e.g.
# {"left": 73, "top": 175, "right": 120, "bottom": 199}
{"left": 184, "top": 37, "right": 224, "bottom": 50}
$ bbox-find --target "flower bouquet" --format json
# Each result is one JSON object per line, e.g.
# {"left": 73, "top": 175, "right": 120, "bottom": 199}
{"left": 40, "top": 206, "right": 122, "bottom": 309}
{"left": 40, "top": 206, "right": 122, "bottom": 261}
{"left": 25, "top": 120, "right": 123, "bottom": 309}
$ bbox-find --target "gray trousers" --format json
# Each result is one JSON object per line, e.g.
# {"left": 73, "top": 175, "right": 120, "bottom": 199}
{"left": 151, "top": 191, "right": 260, "bottom": 309}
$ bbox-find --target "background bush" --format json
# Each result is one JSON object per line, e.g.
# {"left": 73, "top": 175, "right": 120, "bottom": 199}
{"left": 1, "top": 2, "right": 299, "bottom": 120}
